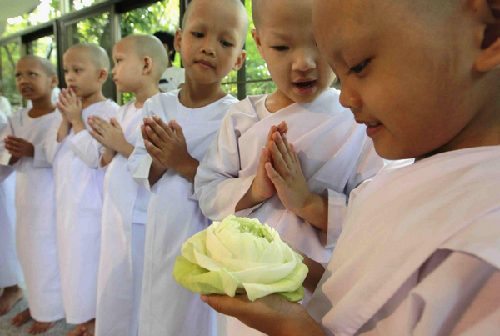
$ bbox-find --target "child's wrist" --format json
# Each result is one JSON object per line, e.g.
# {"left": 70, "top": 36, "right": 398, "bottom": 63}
{"left": 250, "top": 181, "right": 270, "bottom": 205}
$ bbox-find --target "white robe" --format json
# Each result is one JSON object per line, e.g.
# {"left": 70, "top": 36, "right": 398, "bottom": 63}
{"left": 194, "top": 90, "right": 383, "bottom": 336}
{"left": 52, "top": 99, "right": 119, "bottom": 323}
{"left": 0, "top": 109, "right": 22, "bottom": 288}
{"left": 128, "top": 90, "right": 237, "bottom": 336}
{"left": 0, "top": 108, "right": 64, "bottom": 322}
{"left": 307, "top": 146, "right": 500, "bottom": 336}
{"left": 95, "top": 101, "right": 150, "bottom": 336}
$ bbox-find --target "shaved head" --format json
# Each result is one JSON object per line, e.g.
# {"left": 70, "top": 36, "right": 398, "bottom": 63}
{"left": 182, "top": 0, "right": 248, "bottom": 48}
{"left": 66, "top": 43, "right": 110, "bottom": 71}
{"left": 119, "top": 34, "right": 170, "bottom": 79}
{"left": 19, "top": 55, "right": 57, "bottom": 77}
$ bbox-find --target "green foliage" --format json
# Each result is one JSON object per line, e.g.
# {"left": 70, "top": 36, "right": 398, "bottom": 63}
{"left": 1, "top": 0, "right": 274, "bottom": 109}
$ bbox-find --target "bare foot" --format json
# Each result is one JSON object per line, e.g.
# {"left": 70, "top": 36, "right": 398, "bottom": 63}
{"left": 27, "top": 321, "right": 55, "bottom": 334}
{"left": 0, "top": 285, "right": 23, "bottom": 315}
{"left": 82, "top": 319, "right": 96, "bottom": 336}
{"left": 67, "top": 323, "right": 87, "bottom": 336}
{"left": 12, "top": 308, "right": 32, "bottom": 327}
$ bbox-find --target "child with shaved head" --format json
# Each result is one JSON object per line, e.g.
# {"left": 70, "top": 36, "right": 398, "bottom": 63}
{"left": 85, "top": 34, "right": 168, "bottom": 336}
{"left": 53, "top": 43, "right": 119, "bottom": 336}
{"left": 0, "top": 55, "right": 64, "bottom": 334}
{"left": 127, "top": 0, "right": 248, "bottom": 335}
{"left": 195, "top": 0, "right": 383, "bottom": 333}
{"left": 202, "top": 0, "right": 500, "bottom": 335}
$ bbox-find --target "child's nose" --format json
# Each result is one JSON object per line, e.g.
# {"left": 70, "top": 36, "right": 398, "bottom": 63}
{"left": 292, "top": 48, "right": 316, "bottom": 72}
{"left": 201, "top": 39, "right": 216, "bottom": 56}
{"left": 339, "top": 79, "right": 362, "bottom": 109}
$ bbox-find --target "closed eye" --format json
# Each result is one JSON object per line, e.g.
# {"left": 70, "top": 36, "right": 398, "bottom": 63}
{"left": 349, "top": 59, "right": 371, "bottom": 74}
{"left": 191, "top": 32, "right": 204, "bottom": 38}
{"left": 221, "top": 40, "right": 233, "bottom": 47}
{"left": 272, "top": 46, "right": 289, "bottom": 52}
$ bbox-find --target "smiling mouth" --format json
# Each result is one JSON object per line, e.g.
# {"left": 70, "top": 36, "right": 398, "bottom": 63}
{"left": 367, "top": 122, "right": 382, "bottom": 128}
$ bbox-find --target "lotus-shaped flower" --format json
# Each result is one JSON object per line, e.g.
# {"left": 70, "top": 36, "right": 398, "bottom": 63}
{"left": 173, "top": 215, "right": 308, "bottom": 302}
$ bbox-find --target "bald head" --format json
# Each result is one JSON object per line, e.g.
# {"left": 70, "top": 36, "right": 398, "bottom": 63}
{"left": 19, "top": 55, "right": 57, "bottom": 77}
{"left": 120, "top": 34, "right": 170, "bottom": 79}
{"left": 67, "top": 43, "right": 110, "bottom": 71}
{"left": 182, "top": 0, "right": 248, "bottom": 48}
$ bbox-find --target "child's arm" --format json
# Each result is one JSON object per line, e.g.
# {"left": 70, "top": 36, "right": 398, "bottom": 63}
{"left": 143, "top": 117, "right": 199, "bottom": 184}
{"left": 4, "top": 136, "right": 34, "bottom": 162}
{"left": 57, "top": 110, "right": 72, "bottom": 143}
{"left": 88, "top": 116, "right": 133, "bottom": 168}
{"left": 67, "top": 101, "right": 119, "bottom": 169}
{"left": 266, "top": 131, "right": 328, "bottom": 232}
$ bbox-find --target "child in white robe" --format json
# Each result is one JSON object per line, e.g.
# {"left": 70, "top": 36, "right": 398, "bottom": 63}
{"left": 0, "top": 56, "right": 64, "bottom": 334}
{"left": 54, "top": 43, "right": 119, "bottom": 336}
{"left": 0, "top": 104, "right": 22, "bottom": 316}
{"left": 201, "top": 0, "right": 500, "bottom": 335}
{"left": 127, "top": 1, "right": 248, "bottom": 335}
{"left": 87, "top": 34, "right": 168, "bottom": 336}
{"left": 194, "top": 0, "right": 383, "bottom": 334}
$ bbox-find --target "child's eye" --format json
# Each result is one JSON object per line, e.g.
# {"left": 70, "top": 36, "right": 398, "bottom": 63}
{"left": 191, "top": 32, "right": 204, "bottom": 38}
{"left": 115, "top": 59, "right": 122, "bottom": 64}
{"left": 75, "top": 68, "right": 82, "bottom": 73}
{"left": 15, "top": 73, "right": 22, "bottom": 79}
{"left": 29, "top": 72, "right": 37, "bottom": 78}
{"left": 63, "top": 69, "right": 68, "bottom": 74}
{"left": 221, "top": 40, "right": 233, "bottom": 47}
{"left": 349, "top": 59, "right": 372, "bottom": 74}
{"left": 272, "top": 46, "right": 289, "bottom": 52}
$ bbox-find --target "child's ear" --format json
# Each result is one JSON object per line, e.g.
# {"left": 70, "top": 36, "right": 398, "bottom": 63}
{"left": 251, "top": 28, "right": 265, "bottom": 59}
{"left": 232, "top": 49, "right": 247, "bottom": 71}
{"left": 174, "top": 29, "right": 183, "bottom": 55}
{"left": 98, "top": 69, "right": 108, "bottom": 83}
{"left": 51, "top": 75, "right": 58, "bottom": 89}
{"left": 143, "top": 56, "right": 154, "bottom": 75}
{"left": 473, "top": 0, "right": 500, "bottom": 72}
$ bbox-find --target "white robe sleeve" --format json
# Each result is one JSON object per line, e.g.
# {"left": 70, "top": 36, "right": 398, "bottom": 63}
{"left": 128, "top": 134, "right": 153, "bottom": 191}
{"left": 68, "top": 103, "right": 117, "bottom": 169}
{"left": 0, "top": 115, "right": 14, "bottom": 168}
{"left": 194, "top": 113, "right": 257, "bottom": 221}
{"left": 67, "top": 130, "right": 103, "bottom": 168}
{"left": 127, "top": 99, "right": 154, "bottom": 191}
{"left": 324, "top": 138, "right": 383, "bottom": 248}
{"left": 0, "top": 116, "right": 14, "bottom": 182}
{"left": 32, "top": 112, "right": 62, "bottom": 168}
{"left": 408, "top": 251, "right": 499, "bottom": 336}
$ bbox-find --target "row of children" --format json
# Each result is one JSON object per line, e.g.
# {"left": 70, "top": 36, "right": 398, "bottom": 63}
{"left": 2, "top": 0, "right": 500, "bottom": 336}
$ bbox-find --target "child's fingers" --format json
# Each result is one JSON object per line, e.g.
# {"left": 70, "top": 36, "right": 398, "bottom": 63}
{"left": 169, "top": 120, "right": 185, "bottom": 141}
{"left": 265, "top": 161, "right": 285, "bottom": 187}
{"left": 273, "top": 132, "right": 294, "bottom": 169}
{"left": 277, "top": 121, "right": 288, "bottom": 135}
{"left": 266, "top": 125, "right": 278, "bottom": 145}
{"left": 89, "top": 130, "right": 105, "bottom": 143}
{"left": 145, "top": 139, "right": 165, "bottom": 164}
{"left": 149, "top": 121, "right": 172, "bottom": 144}
{"left": 145, "top": 125, "right": 164, "bottom": 147}
{"left": 270, "top": 141, "right": 292, "bottom": 179}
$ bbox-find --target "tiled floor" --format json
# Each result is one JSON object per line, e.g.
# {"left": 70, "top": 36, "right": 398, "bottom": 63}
{"left": 0, "top": 286, "right": 74, "bottom": 336}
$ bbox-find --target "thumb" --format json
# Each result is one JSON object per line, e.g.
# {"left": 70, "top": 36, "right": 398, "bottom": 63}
{"left": 110, "top": 118, "right": 119, "bottom": 127}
